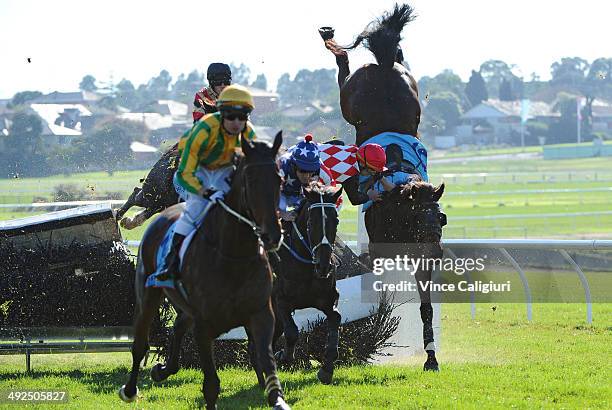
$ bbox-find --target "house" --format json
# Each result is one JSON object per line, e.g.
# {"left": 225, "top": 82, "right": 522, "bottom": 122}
{"left": 280, "top": 101, "right": 335, "bottom": 120}
{"left": 31, "top": 91, "right": 101, "bottom": 105}
{"left": 246, "top": 87, "right": 279, "bottom": 116}
{"left": 591, "top": 101, "right": 612, "bottom": 135}
{"left": 457, "top": 99, "right": 559, "bottom": 145}
{"left": 28, "top": 103, "right": 93, "bottom": 149}
{"left": 120, "top": 100, "right": 191, "bottom": 147}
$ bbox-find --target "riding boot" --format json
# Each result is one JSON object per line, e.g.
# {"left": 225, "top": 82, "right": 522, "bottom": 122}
{"left": 158, "top": 233, "right": 186, "bottom": 281}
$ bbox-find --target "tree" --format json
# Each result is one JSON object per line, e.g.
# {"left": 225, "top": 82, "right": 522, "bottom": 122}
{"left": 229, "top": 63, "right": 251, "bottom": 86}
{"left": 549, "top": 92, "right": 579, "bottom": 144}
{"left": 550, "top": 57, "right": 589, "bottom": 89}
{"left": 418, "top": 69, "right": 465, "bottom": 99}
{"left": 2, "top": 112, "right": 46, "bottom": 176}
{"left": 10, "top": 91, "right": 42, "bottom": 107}
{"left": 479, "top": 60, "right": 518, "bottom": 99}
{"left": 76, "top": 119, "right": 145, "bottom": 174}
{"left": 251, "top": 73, "right": 268, "bottom": 90}
{"left": 275, "top": 69, "right": 339, "bottom": 107}
{"left": 146, "top": 70, "right": 172, "bottom": 100}
{"left": 277, "top": 73, "right": 293, "bottom": 105}
{"left": 115, "top": 79, "right": 140, "bottom": 110}
{"left": 421, "top": 91, "right": 462, "bottom": 136}
{"left": 465, "top": 70, "right": 488, "bottom": 107}
{"left": 172, "top": 70, "right": 205, "bottom": 103}
{"left": 79, "top": 75, "right": 98, "bottom": 92}
{"left": 499, "top": 78, "right": 514, "bottom": 101}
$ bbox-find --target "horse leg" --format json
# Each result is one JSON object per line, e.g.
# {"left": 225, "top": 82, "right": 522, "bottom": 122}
{"left": 121, "top": 207, "right": 155, "bottom": 230}
{"left": 248, "top": 305, "right": 290, "bottom": 409}
{"left": 245, "top": 327, "right": 265, "bottom": 388}
{"left": 276, "top": 300, "right": 298, "bottom": 364}
{"left": 119, "top": 287, "right": 163, "bottom": 402}
{"left": 115, "top": 187, "right": 141, "bottom": 221}
{"left": 415, "top": 267, "right": 439, "bottom": 372}
{"left": 151, "top": 310, "right": 192, "bottom": 382}
{"left": 192, "top": 320, "right": 220, "bottom": 410}
{"left": 317, "top": 305, "right": 341, "bottom": 385}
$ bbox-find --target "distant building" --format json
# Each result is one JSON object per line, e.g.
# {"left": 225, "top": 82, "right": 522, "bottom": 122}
{"left": 280, "top": 101, "right": 335, "bottom": 120}
{"left": 120, "top": 99, "right": 191, "bottom": 147}
{"left": 31, "top": 91, "right": 101, "bottom": 105}
{"left": 246, "top": 87, "right": 279, "bottom": 116}
{"left": 28, "top": 103, "right": 93, "bottom": 149}
{"left": 457, "top": 99, "right": 559, "bottom": 145}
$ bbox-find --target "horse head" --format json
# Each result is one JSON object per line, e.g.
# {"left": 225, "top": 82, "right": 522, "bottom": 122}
{"left": 232, "top": 131, "right": 283, "bottom": 251}
{"left": 299, "top": 182, "right": 343, "bottom": 278}
{"left": 396, "top": 181, "right": 446, "bottom": 251}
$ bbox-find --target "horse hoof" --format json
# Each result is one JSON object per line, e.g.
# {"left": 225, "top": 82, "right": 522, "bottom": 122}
{"left": 150, "top": 363, "right": 165, "bottom": 383}
{"left": 317, "top": 367, "right": 333, "bottom": 385}
{"left": 423, "top": 358, "right": 439, "bottom": 372}
{"left": 272, "top": 396, "right": 291, "bottom": 410}
{"left": 120, "top": 218, "right": 133, "bottom": 230}
{"left": 118, "top": 385, "right": 138, "bottom": 402}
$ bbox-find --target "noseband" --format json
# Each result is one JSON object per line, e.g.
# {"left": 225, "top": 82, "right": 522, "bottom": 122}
{"left": 282, "top": 193, "right": 337, "bottom": 265}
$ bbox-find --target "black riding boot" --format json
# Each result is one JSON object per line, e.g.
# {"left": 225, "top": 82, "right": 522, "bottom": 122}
{"left": 158, "top": 233, "right": 186, "bottom": 281}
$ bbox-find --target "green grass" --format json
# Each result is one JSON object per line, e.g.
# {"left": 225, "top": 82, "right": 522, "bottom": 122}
{"left": 433, "top": 145, "right": 543, "bottom": 159}
{"left": 1, "top": 303, "right": 610, "bottom": 409}
{"left": 1, "top": 156, "right": 611, "bottom": 240}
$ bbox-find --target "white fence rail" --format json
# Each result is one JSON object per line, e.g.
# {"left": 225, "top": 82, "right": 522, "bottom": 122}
{"left": 124, "top": 238, "right": 611, "bottom": 324}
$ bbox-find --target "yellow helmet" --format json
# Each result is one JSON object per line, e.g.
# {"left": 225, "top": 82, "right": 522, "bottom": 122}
{"left": 216, "top": 84, "right": 255, "bottom": 112}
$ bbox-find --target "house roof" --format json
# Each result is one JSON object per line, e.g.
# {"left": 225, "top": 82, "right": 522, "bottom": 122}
{"left": 119, "top": 112, "right": 174, "bottom": 130}
{"left": 462, "top": 99, "right": 559, "bottom": 120}
{"left": 29, "top": 103, "right": 92, "bottom": 136}
{"left": 246, "top": 86, "right": 279, "bottom": 98}
{"left": 130, "top": 141, "right": 158, "bottom": 153}
{"left": 157, "top": 100, "right": 189, "bottom": 118}
{"left": 31, "top": 91, "right": 101, "bottom": 104}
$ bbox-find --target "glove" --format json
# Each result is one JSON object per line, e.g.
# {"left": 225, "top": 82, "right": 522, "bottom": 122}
{"left": 367, "top": 189, "right": 382, "bottom": 202}
{"left": 209, "top": 190, "right": 224, "bottom": 203}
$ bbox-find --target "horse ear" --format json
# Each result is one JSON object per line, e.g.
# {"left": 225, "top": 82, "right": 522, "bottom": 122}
{"left": 241, "top": 135, "right": 253, "bottom": 155}
{"left": 272, "top": 131, "right": 283, "bottom": 155}
{"left": 432, "top": 183, "right": 445, "bottom": 202}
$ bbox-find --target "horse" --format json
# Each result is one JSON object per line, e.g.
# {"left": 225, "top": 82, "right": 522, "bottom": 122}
{"left": 364, "top": 180, "right": 445, "bottom": 371}
{"left": 118, "top": 132, "right": 291, "bottom": 410}
{"left": 271, "top": 182, "right": 343, "bottom": 385}
{"left": 324, "top": 4, "right": 446, "bottom": 371}
{"left": 115, "top": 143, "right": 179, "bottom": 229}
{"left": 325, "top": 3, "right": 420, "bottom": 145}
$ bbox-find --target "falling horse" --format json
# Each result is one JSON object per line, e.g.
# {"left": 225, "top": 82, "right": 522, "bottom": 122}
{"left": 323, "top": 3, "right": 446, "bottom": 370}
{"left": 271, "top": 183, "right": 343, "bottom": 385}
{"left": 115, "top": 143, "right": 179, "bottom": 230}
{"left": 119, "top": 132, "right": 291, "bottom": 410}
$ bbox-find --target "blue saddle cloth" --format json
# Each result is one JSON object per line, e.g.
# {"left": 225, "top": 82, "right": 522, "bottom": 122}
{"left": 145, "top": 221, "right": 177, "bottom": 288}
{"left": 359, "top": 132, "right": 429, "bottom": 211}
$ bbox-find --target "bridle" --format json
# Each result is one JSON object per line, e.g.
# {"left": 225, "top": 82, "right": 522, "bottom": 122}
{"left": 281, "top": 193, "right": 338, "bottom": 266}
{"left": 216, "top": 159, "right": 283, "bottom": 252}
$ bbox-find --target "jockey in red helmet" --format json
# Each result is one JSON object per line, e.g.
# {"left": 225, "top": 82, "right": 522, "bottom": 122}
{"left": 341, "top": 143, "right": 396, "bottom": 205}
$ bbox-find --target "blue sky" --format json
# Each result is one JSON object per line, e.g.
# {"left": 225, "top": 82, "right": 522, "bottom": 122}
{"left": 1, "top": 0, "right": 610, "bottom": 98}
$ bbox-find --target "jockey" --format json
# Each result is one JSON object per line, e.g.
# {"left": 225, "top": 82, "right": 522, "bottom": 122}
{"left": 341, "top": 143, "right": 395, "bottom": 205}
{"left": 192, "top": 62, "right": 232, "bottom": 123}
{"left": 278, "top": 134, "right": 321, "bottom": 221}
{"left": 151, "top": 85, "right": 256, "bottom": 287}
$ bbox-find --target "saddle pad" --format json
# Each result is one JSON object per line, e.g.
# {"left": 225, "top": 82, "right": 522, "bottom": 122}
{"left": 362, "top": 132, "right": 429, "bottom": 181}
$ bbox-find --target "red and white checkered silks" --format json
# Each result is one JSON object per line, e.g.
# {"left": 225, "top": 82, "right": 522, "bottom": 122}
{"left": 318, "top": 143, "right": 360, "bottom": 183}
{"left": 317, "top": 143, "right": 360, "bottom": 211}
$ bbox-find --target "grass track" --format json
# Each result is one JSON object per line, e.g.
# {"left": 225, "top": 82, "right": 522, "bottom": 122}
{"left": 1, "top": 303, "right": 610, "bottom": 409}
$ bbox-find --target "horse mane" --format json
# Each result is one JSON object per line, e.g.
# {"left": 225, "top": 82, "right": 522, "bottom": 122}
{"left": 344, "top": 3, "right": 416, "bottom": 70}
{"left": 294, "top": 181, "right": 338, "bottom": 215}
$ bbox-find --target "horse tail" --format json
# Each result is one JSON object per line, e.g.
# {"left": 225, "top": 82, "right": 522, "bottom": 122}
{"left": 344, "top": 3, "right": 416, "bottom": 70}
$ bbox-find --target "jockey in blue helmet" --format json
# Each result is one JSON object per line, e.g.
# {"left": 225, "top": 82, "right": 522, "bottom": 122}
{"left": 278, "top": 134, "right": 321, "bottom": 221}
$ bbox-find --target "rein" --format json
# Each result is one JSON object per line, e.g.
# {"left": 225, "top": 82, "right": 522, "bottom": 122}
{"left": 282, "top": 193, "right": 337, "bottom": 265}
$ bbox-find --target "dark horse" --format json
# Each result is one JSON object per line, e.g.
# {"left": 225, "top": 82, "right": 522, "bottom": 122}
{"left": 115, "top": 143, "right": 179, "bottom": 230}
{"left": 324, "top": 4, "right": 446, "bottom": 370}
{"left": 365, "top": 180, "right": 445, "bottom": 371}
{"left": 272, "top": 183, "right": 343, "bottom": 385}
{"left": 118, "top": 132, "right": 291, "bottom": 410}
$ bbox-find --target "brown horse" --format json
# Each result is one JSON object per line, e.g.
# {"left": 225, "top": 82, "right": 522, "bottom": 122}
{"left": 118, "top": 132, "right": 291, "bottom": 410}
{"left": 324, "top": 4, "right": 446, "bottom": 371}
{"left": 325, "top": 3, "right": 420, "bottom": 144}
{"left": 271, "top": 183, "right": 343, "bottom": 385}
{"left": 115, "top": 144, "right": 179, "bottom": 229}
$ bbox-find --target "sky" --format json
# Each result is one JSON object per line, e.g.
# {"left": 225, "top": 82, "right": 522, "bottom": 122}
{"left": 1, "top": 0, "right": 611, "bottom": 99}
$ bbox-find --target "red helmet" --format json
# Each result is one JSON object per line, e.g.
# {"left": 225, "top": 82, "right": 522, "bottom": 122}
{"left": 356, "top": 143, "right": 387, "bottom": 173}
